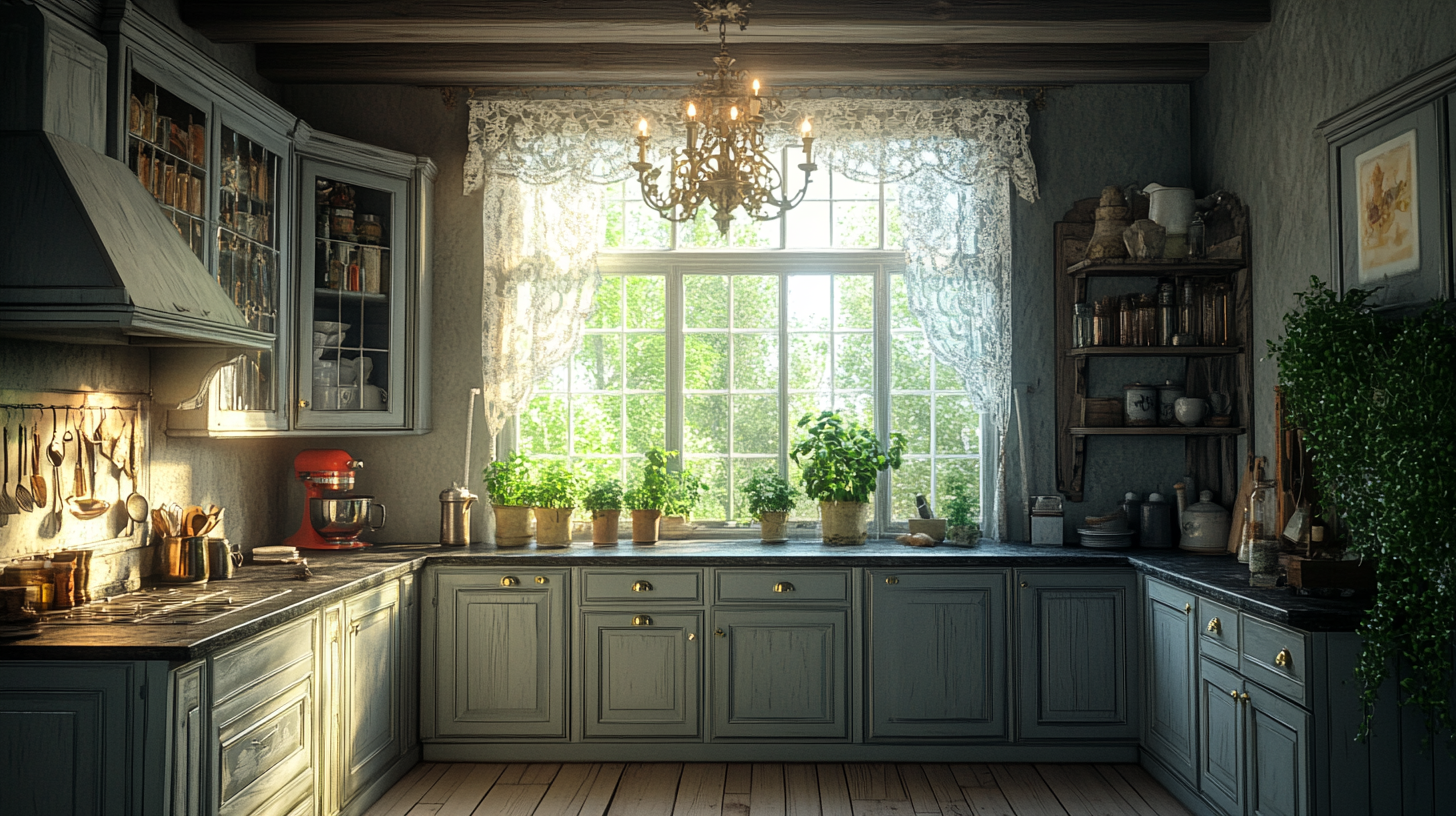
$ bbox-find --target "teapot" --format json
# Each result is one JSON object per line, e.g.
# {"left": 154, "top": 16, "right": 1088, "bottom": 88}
{"left": 1178, "top": 490, "right": 1231, "bottom": 553}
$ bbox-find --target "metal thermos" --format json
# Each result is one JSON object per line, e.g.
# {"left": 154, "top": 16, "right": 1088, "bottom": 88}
{"left": 440, "top": 485, "right": 477, "bottom": 546}
{"left": 208, "top": 538, "right": 240, "bottom": 579}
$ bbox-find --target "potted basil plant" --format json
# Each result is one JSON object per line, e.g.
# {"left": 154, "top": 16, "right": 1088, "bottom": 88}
{"left": 941, "top": 474, "right": 981, "bottom": 546}
{"left": 482, "top": 451, "right": 533, "bottom": 547}
{"left": 623, "top": 446, "right": 675, "bottom": 544}
{"left": 582, "top": 478, "right": 623, "bottom": 545}
{"left": 528, "top": 460, "right": 582, "bottom": 548}
{"left": 790, "top": 410, "right": 907, "bottom": 545}
{"left": 660, "top": 467, "right": 708, "bottom": 539}
{"left": 740, "top": 470, "right": 798, "bottom": 544}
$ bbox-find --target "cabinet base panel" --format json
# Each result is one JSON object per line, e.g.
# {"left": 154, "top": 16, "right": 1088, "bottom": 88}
{"left": 341, "top": 745, "right": 422, "bottom": 816}
{"left": 424, "top": 743, "right": 1139, "bottom": 763}
{"left": 1140, "top": 749, "right": 1227, "bottom": 816}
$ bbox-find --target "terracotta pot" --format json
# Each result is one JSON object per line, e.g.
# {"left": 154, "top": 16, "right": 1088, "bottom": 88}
{"left": 820, "top": 500, "right": 869, "bottom": 545}
{"left": 492, "top": 505, "right": 533, "bottom": 547}
{"left": 591, "top": 509, "right": 621, "bottom": 545}
{"left": 534, "top": 507, "right": 573, "bottom": 548}
{"left": 758, "top": 511, "right": 789, "bottom": 544}
{"left": 630, "top": 509, "right": 662, "bottom": 544}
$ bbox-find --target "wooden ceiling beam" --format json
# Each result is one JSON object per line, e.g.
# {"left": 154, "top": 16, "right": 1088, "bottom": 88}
{"left": 254, "top": 42, "right": 1208, "bottom": 85}
{"left": 184, "top": 1, "right": 1270, "bottom": 45}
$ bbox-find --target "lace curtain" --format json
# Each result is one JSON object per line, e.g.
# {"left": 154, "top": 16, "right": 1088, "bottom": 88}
{"left": 468, "top": 97, "right": 1036, "bottom": 539}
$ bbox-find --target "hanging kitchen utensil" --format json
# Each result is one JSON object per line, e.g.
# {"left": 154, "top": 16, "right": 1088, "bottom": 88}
{"left": 124, "top": 414, "right": 147, "bottom": 535}
{"left": 1, "top": 423, "right": 19, "bottom": 517}
{"left": 38, "top": 437, "right": 63, "bottom": 539}
{"left": 69, "top": 416, "right": 84, "bottom": 500}
{"left": 15, "top": 419, "right": 35, "bottom": 513}
{"left": 67, "top": 433, "right": 110, "bottom": 521}
{"left": 29, "top": 412, "right": 46, "bottom": 509}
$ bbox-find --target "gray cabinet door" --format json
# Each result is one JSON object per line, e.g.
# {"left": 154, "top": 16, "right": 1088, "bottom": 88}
{"left": 342, "top": 580, "right": 401, "bottom": 803}
{"left": 1199, "top": 656, "right": 1245, "bottom": 816}
{"left": 1247, "top": 681, "right": 1310, "bottom": 816}
{"left": 1016, "top": 569, "right": 1138, "bottom": 739}
{"left": 434, "top": 569, "right": 567, "bottom": 737}
{"left": 711, "top": 608, "right": 848, "bottom": 739}
{"left": 171, "top": 662, "right": 207, "bottom": 816}
{"left": 1144, "top": 578, "right": 1199, "bottom": 783}
{"left": 583, "top": 612, "right": 701, "bottom": 738}
{"left": 867, "top": 570, "right": 1007, "bottom": 740}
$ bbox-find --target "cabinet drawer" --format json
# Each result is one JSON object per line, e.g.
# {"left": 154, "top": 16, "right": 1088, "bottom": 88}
{"left": 216, "top": 667, "right": 315, "bottom": 816}
{"left": 583, "top": 569, "right": 703, "bottom": 603}
{"left": 1197, "top": 596, "right": 1240, "bottom": 668}
{"left": 715, "top": 569, "right": 850, "bottom": 603}
{"left": 1239, "top": 615, "right": 1309, "bottom": 706}
{"left": 212, "top": 614, "right": 316, "bottom": 702}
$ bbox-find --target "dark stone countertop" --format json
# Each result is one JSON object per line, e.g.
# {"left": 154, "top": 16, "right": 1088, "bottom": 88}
{"left": 0, "top": 539, "right": 1369, "bottom": 660}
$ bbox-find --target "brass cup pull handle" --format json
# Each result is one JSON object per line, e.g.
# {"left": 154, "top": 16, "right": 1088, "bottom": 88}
{"left": 884, "top": 576, "right": 899, "bottom": 585}
{"left": 714, "top": 628, "right": 725, "bottom": 637}
{"left": 1183, "top": 603, "right": 1192, "bottom": 614}
{"left": 1275, "top": 648, "right": 1292, "bottom": 668}
{"left": 1240, "top": 692, "right": 1251, "bottom": 703}
{"left": 535, "top": 576, "right": 548, "bottom": 584}
{"left": 500, "top": 576, "right": 520, "bottom": 587}
{"left": 773, "top": 581, "right": 795, "bottom": 593}
{"left": 631, "top": 580, "right": 653, "bottom": 592}
{"left": 1020, "top": 581, "right": 1029, "bottom": 588}
{"left": 1207, "top": 617, "right": 1221, "bottom": 634}
{"left": 632, "top": 615, "right": 652, "bottom": 626}
{"left": 1229, "top": 689, "right": 1239, "bottom": 699}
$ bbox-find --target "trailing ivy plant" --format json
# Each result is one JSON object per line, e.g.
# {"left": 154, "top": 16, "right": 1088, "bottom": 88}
{"left": 1268, "top": 278, "right": 1456, "bottom": 742}
{"left": 790, "top": 410, "right": 907, "bottom": 503}
{"left": 482, "top": 451, "right": 533, "bottom": 507}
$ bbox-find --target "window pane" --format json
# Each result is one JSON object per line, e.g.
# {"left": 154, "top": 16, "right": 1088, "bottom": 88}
{"left": 788, "top": 333, "right": 830, "bottom": 390}
{"left": 788, "top": 393, "right": 822, "bottom": 445}
{"left": 603, "top": 201, "right": 625, "bottom": 249}
{"left": 885, "top": 198, "right": 904, "bottom": 249}
{"left": 892, "top": 395, "right": 931, "bottom": 452}
{"left": 573, "top": 394, "right": 622, "bottom": 455}
{"left": 519, "top": 394, "right": 567, "bottom": 456}
{"left": 626, "top": 334, "right": 666, "bottom": 390}
{"left": 935, "top": 395, "right": 980, "bottom": 455}
{"left": 835, "top": 334, "right": 873, "bottom": 391}
{"left": 833, "top": 172, "right": 879, "bottom": 200}
{"left": 577, "top": 457, "right": 622, "bottom": 485}
{"left": 540, "top": 357, "right": 569, "bottom": 393}
{"left": 686, "top": 457, "right": 729, "bottom": 520}
{"left": 891, "top": 333, "right": 931, "bottom": 391}
{"left": 834, "top": 201, "right": 880, "bottom": 248}
{"left": 588, "top": 275, "right": 622, "bottom": 330}
{"left": 625, "top": 394, "right": 665, "bottom": 452}
{"left": 684, "top": 395, "right": 728, "bottom": 454}
{"left": 937, "top": 457, "right": 982, "bottom": 523}
{"left": 625, "top": 276, "right": 666, "bottom": 329}
{"left": 787, "top": 275, "right": 831, "bottom": 329}
{"left": 684, "top": 333, "right": 729, "bottom": 391}
{"left": 785, "top": 201, "right": 831, "bottom": 248}
{"left": 572, "top": 335, "right": 621, "bottom": 391}
{"left": 733, "top": 395, "right": 780, "bottom": 454}
{"left": 836, "top": 392, "right": 874, "bottom": 427}
{"left": 732, "top": 334, "right": 778, "bottom": 391}
{"left": 731, "top": 216, "right": 779, "bottom": 248}
{"left": 732, "top": 275, "right": 779, "bottom": 329}
{"left": 889, "top": 274, "right": 918, "bottom": 330}
{"left": 892, "top": 457, "right": 932, "bottom": 522}
{"left": 626, "top": 203, "right": 671, "bottom": 249}
{"left": 685, "top": 275, "right": 728, "bottom": 328}
{"left": 680, "top": 209, "right": 730, "bottom": 248}
{"left": 834, "top": 275, "right": 874, "bottom": 329}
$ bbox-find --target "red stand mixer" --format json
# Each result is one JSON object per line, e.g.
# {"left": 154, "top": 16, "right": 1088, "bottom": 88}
{"left": 283, "top": 449, "right": 386, "bottom": 550}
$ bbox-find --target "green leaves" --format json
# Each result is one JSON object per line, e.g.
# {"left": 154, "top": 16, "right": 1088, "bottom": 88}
{"left": 1269, "top": 278, "right": 1456, "bottom": 743}
{"left": 941, "top": 474, "right": 979, "bottom": 528}
{"left": 582, "top": 478, "right": 623, "bottom": 512}
{"left": 624, "top": 446, "right": 678, "bottom": 511}
{"left": 740, "top": 469, "right": 799, "bottom": 518}
{"left": 527, "top": 460, "right": 584, "bottom": 509}
{"left": 789, "top": 410, "right": 908, "bottom": 503}
{"left": 482, "top": 451, "right": 534, "bottom": 507}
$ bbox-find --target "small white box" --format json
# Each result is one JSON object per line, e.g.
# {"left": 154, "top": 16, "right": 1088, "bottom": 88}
{"left": 1030, "top": 495, "right": 1064, "bottom": 547}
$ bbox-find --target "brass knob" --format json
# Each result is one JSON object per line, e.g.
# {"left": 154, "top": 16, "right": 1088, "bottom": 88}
{"left": 350, "top": 622, "right": 360, "bottom": 636}
{"left": 1240, "top": 692, "right": 1251, "bottom": 703}
{"left": 687, "top": 632, "right": 696, "bottom": 641}
{"left": 1229, "top": 689, "right": 1239, "bottom": 699}
{"left": 884, "top": 576, "right": 899, "bottom": 585}
{"left": 1207, "top": 617, "right": 1221, "bottom": 634}
{"left": 631, "top": 580, "right": 653, "bottom": 592}
{"left": 1183, "top": 603, "right": 1191, "bottom": 614}
{"left": 714, "top": 629, "right": 725, "bottom": 637}
{"left": 1275, "top": 648, "right": 1292, "bottom": 668}
{"left": 500, "top": 576, "right": 519, "bottom": 587}
{"left": 535, "top": 576, "right": 547, "bottom": 584}
{"left": 298, "top": 399, "right": 310, "bottom": 409}
{"left": 632, "top": 615, "right": 652, "bottom": 626}
{"left": 1021, "top": 582, "right": 1029, "bottom": 588}
{"left": 773, "top": 581, "right": 795, "bottom": 593}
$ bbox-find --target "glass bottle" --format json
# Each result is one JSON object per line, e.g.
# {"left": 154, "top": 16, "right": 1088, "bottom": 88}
{"left": 1187, "top": 212, "right": 1206, "bottom": 259}
{"left": 1247, "top": 479, "right": 1280, "bottom": 586}
{"left": 1179, "top": 278, "right": 1200, "bottom": 343}
{"left": 1073, "top": 302, "right": 1092, "bottom": 348}
{"left": 1157, "top": 281, "right": 1175, "bottom": 345}
{"left": 1211, "top": 282, "right": 1232, "bottom": 346}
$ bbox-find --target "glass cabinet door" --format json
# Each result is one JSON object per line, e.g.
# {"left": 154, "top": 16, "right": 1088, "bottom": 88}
{"left": 125, "top": 70, "right": 209, "bottom": 264}
{"left": 296, "top": 158, "right": 409, "bottom": 430}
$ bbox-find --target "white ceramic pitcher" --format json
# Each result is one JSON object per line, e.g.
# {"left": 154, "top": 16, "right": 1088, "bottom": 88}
{"left": 1143, "top": 183, "right": 1195, "bottom": 235}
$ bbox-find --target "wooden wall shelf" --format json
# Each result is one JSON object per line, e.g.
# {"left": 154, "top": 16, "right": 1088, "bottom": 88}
{"left": 1066, "top": 258, "right": 1246, "bottom": 277}
{"left": 1067, "top": 346, "right": 1242, "bottom": 358}
{"left": 1071, "top": 426, "right": 1246, "bottom": 436}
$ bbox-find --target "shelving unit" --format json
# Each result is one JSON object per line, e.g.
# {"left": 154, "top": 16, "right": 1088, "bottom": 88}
{"left": 1054, "top": 194, "right": 1252, "bottom": 503}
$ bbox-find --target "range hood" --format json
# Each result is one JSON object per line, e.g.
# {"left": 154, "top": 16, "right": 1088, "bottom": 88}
{"left": 0, "top": 131, "right": 272, "bottom": 348}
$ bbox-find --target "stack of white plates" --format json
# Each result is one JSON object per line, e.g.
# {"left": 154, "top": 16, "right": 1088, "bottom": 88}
{"left": 252, "top": 545, "right": 301, "bottom": 564}
{"left": 1076, "top": 527, "right": 1135, "bottom": 549}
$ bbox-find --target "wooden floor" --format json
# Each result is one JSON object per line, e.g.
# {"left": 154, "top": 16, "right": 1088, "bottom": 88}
{"left": 364, "top": 762, "right": 1195, "bottom": 816}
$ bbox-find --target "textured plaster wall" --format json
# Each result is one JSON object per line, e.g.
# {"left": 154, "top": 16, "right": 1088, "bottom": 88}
{"left": 1011, "top": 84, "right": 1192, "bottom": 540}
{"left": 1192, "top": 0, "right": 1456, "bottom": 464}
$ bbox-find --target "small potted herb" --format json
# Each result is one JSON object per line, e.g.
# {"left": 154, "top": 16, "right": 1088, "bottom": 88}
{"left": 482, "top": 451, "right": 534, "bottom": 547}
{"left": 941, "top": 475, "right": 981, "bottom": 546}
{"left": 790, "top": 410, "right": 906, "bottom": 545}
{"left": 660, "top": 467, "right": 708, "bottom": 539}
{"left": 740, "top": 470, "right": 798, "bottom": 544}
{"left": 528, "top": 460, "right": 582, "bottom": 548}
{"left": 582, "top": 478, "right": 624, "bottom": 545}
{"left": 623, "top": 446, "right": 675, "bottom": 544}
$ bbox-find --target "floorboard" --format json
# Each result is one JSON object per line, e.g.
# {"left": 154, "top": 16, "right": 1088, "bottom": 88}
{"left": 371, "top": 761, "right": 1192, "bottom": 816}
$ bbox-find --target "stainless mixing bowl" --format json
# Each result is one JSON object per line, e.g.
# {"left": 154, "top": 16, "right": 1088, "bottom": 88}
{"left": 309, "top": 496, "right": 386, "bottom": 540}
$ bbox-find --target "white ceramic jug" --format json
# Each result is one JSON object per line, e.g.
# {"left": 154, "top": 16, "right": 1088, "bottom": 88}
{"left": 1143, "top": 183, "right": 1195, "bottom": 235}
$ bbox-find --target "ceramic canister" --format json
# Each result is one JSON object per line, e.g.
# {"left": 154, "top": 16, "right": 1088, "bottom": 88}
{"left": 1157, "top": 381, "right": 1185, "bottom": 426}
{"left": 1140, "top": 493, "right": 1174, "bottom": 548}
{"left": 1123, "top": 383, "right": 1158, "bottom": 427}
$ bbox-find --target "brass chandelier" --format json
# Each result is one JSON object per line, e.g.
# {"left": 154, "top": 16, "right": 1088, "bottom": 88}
{"left": 630, "top": 1, "right": 817, "bottom": 235}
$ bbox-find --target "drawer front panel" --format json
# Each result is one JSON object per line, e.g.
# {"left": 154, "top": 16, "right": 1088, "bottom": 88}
{"left": 212, "top": 614, "right": 316, "bottom": 702}
{"left": 1240, "top": 615, "right": 1309, "bottom": 706}
{"left": 715, "top": 569, "right": 850, "bottom": 603}
{"left": 1197, "top": 596, "right": 1240, "bottom": 668}
{"left": 583, "top": 569, "right": 703, "bottom": 604}
{"left": 217, "top": 675, "right": 313, "bottom": 816}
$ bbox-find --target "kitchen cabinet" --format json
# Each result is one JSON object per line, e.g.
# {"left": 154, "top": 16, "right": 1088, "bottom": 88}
{"left": 1199, "top": 657, "right": 1311, "bottom": 816}
{"left": 711, "top": 607, "right": 850, "bottom": 740}
{"left": 339, "top": 580, "right": 403, "bottom": 805}
{"left": 1016, "top": 569, "right": 1138, "bottom": 740}
{"left": 171, "top": 661, "right": 207, "bottom": 816}
{"left": 1144, "top": 577, "right": 1199, "bottom": 783}
{"left": 430, "top": 568, "right": 569, "bottom": 738}
{"left": 293, "top": 129, "right": 435, "bottom": 434}
{"left": 583, "top": 611, "right": 702, "bottom": 738}
{"left": 865, "top": 569, "right": 1007, "bottom": 740}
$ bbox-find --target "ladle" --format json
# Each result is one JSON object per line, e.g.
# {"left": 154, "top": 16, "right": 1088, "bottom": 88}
{"left": 38, "top": 408, "right": 67, "bottom": 538}
{"left": 14, "top": 418, "right": 35, "bottom": 513}
{"left": 124, "top": 413, "right": 147, "bottom": 535}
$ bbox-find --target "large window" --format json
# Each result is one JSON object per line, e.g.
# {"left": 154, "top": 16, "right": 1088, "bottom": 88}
{"left": 519, "top": 169, "right": 980, "bottom": 533}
